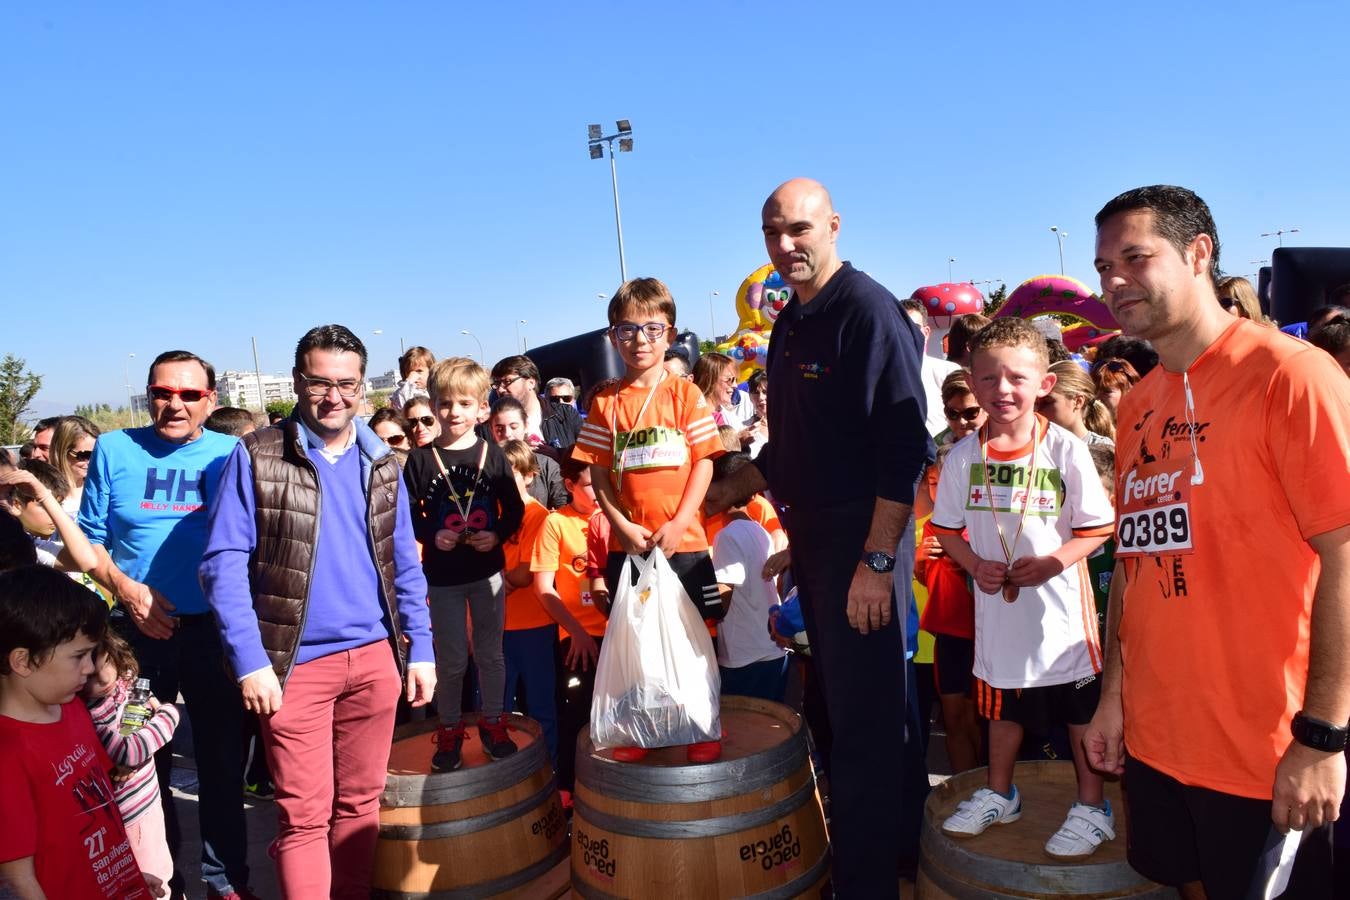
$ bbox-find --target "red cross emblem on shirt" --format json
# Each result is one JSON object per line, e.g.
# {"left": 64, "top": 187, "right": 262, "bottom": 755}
{"left": 970, "top": 488, "right": 983, "bottom": 504}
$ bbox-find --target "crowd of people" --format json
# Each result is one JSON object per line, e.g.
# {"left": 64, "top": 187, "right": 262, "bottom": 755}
{"left": 1, "top": 179, "right": 1348, "bottom": 900}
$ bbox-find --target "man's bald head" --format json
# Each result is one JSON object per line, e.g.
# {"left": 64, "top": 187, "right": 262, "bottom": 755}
{"left": 761, "top": 178, "right": 841, "bottom": 302}
{"left": 763, "top": 178, "right": 835, "bottom": 219}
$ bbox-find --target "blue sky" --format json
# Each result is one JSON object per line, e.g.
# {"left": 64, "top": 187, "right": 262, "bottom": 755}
{"left": 3, "top": 1, "right": 1347, "bottom": 416}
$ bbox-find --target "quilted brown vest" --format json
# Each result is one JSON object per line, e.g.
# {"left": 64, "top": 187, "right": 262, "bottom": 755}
{"left": 242, "top": 420, "right": 406, "bottom": 682}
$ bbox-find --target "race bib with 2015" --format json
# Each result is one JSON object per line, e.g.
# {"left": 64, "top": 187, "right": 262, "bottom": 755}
{"left": 1115, "top": 455, "right": 1195, "bottom": 557}
{"left": 614, "top": 425, "right": 688, "bottom": 472}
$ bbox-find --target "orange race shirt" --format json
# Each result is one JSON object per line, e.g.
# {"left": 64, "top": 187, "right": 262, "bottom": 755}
{"left": 503, "top": 499, "right": 554, "bottom": 631}
{"left": 1114, "top": 319, "right": 1350, "bottom": 799}
{"left": 574, "top": 374, "right": 723, "bottom": 553}
{"left": 531, "top": 504, "right": 607, "bottom": 638}
{"left": 704, "top": 494, "right": 783, "bottom": 547}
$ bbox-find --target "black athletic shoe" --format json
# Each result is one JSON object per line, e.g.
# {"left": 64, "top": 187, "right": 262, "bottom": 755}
{"left": 478, "top": 716, "right": 518, "bottom": 760}
{"left": 432, "top": 723, "right": 466, "bottom": 771}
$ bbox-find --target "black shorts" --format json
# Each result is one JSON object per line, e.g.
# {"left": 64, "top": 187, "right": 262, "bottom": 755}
{"left": 932, "top": 634, "right": 974, "bottom": 696}
{"left": 973, "top": 674, "right": 1100, "bottom": 733}
{"left": 604, "top": 550, "right": 724, "bottom": 622}
{"left": 1124, "top": 756, "right": 1333, "bottom": 897}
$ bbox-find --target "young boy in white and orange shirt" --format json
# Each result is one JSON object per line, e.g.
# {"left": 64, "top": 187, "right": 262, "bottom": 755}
{"left": 929, "top": 317, "right": 1116, "bottom": 858}
{"left": 572, "top": 277, "right": 726, "bottom": 763}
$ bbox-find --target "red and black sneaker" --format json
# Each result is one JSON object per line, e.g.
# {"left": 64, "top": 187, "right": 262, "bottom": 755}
{"left": 478, "top": 716, "right": 519, "bottom": 760}
{"left": 432, "top": 722, "right": 467, "bottom": 772}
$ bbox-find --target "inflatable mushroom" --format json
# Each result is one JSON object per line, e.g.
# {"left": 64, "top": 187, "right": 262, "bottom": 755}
{"left": 910, "top": 283, "right": 986, "bottom": 359}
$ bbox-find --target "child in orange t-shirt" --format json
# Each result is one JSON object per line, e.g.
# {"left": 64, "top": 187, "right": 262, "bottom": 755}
{"left": 499, "top": 440, "right": 565, "bottom": 764}
{"left": 573, "top": 277, "right": 726, "bottom": 763}
{"left": 531, "top": 456, "right": 605, "bottom": 791}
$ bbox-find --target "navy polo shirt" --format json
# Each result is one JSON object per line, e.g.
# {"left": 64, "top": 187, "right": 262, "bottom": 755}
{"left": 757, "top": 262, "right": 933, "bottom": 510}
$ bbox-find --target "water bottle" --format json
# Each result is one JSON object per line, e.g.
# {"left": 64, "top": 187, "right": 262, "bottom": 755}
{"left": 119, "top": 678, "right": 153, "bottom": 735}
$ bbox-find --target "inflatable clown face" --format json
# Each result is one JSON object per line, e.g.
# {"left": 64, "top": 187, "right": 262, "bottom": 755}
{"left": 735, "top": 263, "right": 795, "bottom": 332}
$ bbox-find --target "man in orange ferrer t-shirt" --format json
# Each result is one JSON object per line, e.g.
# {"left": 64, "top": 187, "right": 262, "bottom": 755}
{"left": 1086, "top": 185, "right": 1350, "bottom": 898}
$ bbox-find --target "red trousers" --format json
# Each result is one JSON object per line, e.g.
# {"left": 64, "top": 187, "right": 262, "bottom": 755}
{"left": 260, "top": 640, "right": 401, "bottom": 899}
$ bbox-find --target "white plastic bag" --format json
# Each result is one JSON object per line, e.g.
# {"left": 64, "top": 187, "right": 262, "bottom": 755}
{"left": 590, "top": 551, "right": 721, "bottom": 750}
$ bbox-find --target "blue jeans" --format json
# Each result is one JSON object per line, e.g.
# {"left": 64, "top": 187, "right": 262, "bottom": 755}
{"left": 116, "top": 611, "right": 248, "bottom": 896}
{"left": 502, "top": 625, "right": 559, "bottom": 764}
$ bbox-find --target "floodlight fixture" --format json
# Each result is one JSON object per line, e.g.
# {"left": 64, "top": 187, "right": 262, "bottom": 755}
{"left": 584, "top": 118, "right": 635, "bottom": 283}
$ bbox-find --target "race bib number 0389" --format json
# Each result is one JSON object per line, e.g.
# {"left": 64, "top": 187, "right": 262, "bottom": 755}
{"left": 1115, "top": 456, "right": 1196, "bottom": 557}
{"left": 1117, "top": 502, "right": 1192, "bottom": 555}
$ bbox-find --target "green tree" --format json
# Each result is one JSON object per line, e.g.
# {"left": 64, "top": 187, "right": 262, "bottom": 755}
{"left": 0, "top": 354, "right": 43, "bottom": 444}
{"left": 74, "top": 403, "right": 134, "bottom": 433}
{"left": 265, "top": 399, "right": 296, "bottom": 420}
{"left": 983, "top": 283, "right": 1008, "bottom": 317}
{"left": 368, "top": 389, "right": 391, "bottom": 412}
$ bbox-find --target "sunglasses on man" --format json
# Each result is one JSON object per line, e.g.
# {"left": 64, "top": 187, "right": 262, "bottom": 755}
{"left": 148, "top": 385, "right": 213, "bottom": 403}
{"left": 944, "top": 406, "right": 982, "bottom": 422}
{"left": 548, "top": 395, "right": 573, "bottom": 404}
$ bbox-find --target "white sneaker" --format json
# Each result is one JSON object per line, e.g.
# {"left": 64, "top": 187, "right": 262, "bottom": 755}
{"left": 1044, "top": 800, "right": 1115, "bottom": 858}
{"left": 941, "top": 786, "right": 1022, "bottom": 837}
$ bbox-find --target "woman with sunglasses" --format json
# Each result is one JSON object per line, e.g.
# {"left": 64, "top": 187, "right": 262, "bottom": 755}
{"left": 402, "top": 397, "right": 439, "bottom": 448}
{"left": 1217, "top": 276, "right": 1273, "bottom": 325}
{"left": 48, "top": 415, "right": 101, "bottom": 514}
{"left": 369, "top": 407, "right": 412, "bottom": 465}
{"left": 937, "top": 369, "right": 985, "bottom": 445}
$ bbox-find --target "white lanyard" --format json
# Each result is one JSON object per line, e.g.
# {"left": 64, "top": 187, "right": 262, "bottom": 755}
{"left": 611, "top": 371, "right": 668, "bottom": 494}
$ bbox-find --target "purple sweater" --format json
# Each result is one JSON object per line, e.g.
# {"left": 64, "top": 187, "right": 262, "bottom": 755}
{"left": 200, "top": 417, "right": 433, "bottom": 679}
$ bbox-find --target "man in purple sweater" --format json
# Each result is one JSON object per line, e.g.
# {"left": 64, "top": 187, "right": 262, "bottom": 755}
{"left": 201, "top": 324, "right": 436, "bottom": 899}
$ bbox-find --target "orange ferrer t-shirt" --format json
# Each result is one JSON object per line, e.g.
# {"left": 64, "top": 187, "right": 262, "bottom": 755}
{"left": 704, "top": 494, "right": 783, "bottom": 548}
{"left": 573, "top": 374, "right": 723, "bottom": 552}
{"left": 531, "top": 505, "right": 607, "bottom": 639}
{"left": 503, "top": 499, "right": 553, "bottom": 631}
{"left": 1114, "top": 319, "right": 1350, "bottom": 800}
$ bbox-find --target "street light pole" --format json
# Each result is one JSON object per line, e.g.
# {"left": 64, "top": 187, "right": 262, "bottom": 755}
{"left": 1260, "top": 227, "right": 1300, "bottom": 247}
{"left": 588, "top": 121, "right": 634, "bottom": 285}
{"left": 124, "top": 353, "right": 137, "bottom": 427}
{"left": 1050, "top": 226, "right": 1067, "bottom": 275}
{"left": 460, "top": 329, "right": 484, "bottom": 364}
{"left": 252, "top": 336, "right": 267, "bottom": 415}
{"left": 947, "top": 257, "right": 956, "bottom": 282}
{"left": 708, "top": 290, "right": 720, "bottom": 341}
{"left": 515, "top": 320, "right": 527, "bottom": 353}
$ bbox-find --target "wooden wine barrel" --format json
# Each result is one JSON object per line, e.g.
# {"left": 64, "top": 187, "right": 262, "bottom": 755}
{"left": 918, "top": 762, "right": 1177, "bottom": 898}
{"left": 373, "top": 714, "right": 570, "bottom": 899}
{"left": 570, "top": 696, "right": 829, "bottom": 899}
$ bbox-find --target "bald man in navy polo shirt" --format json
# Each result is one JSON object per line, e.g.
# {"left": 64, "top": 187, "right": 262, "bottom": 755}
{"left": 708, "top": 178, "right": 933, "bottom": 894}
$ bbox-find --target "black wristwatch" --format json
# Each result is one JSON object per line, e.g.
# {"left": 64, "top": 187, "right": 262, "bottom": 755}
{"left": 1291, "top": 712, "right": 1349, "bottom": 752}
{"left": 860, "top": 551, "right": 896, "bottom": 574}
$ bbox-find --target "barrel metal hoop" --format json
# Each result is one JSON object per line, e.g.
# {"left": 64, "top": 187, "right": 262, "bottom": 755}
{"left": 371, "top": 839, "right": 568, "bottom": 899}
{"left": 379, "top": 779, "right": 557, "bottom": 840}
{"left": 382, "top": 738, "right": 548, "bottom": 807}
{"left": 918, "top": 818, "right": 1162, "bottom": 897}
{"left": 574, "top": 777, "right": 815, "bottom": 839}
{"left": 576, "top": 737, "right": 807, "bottom": 802}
